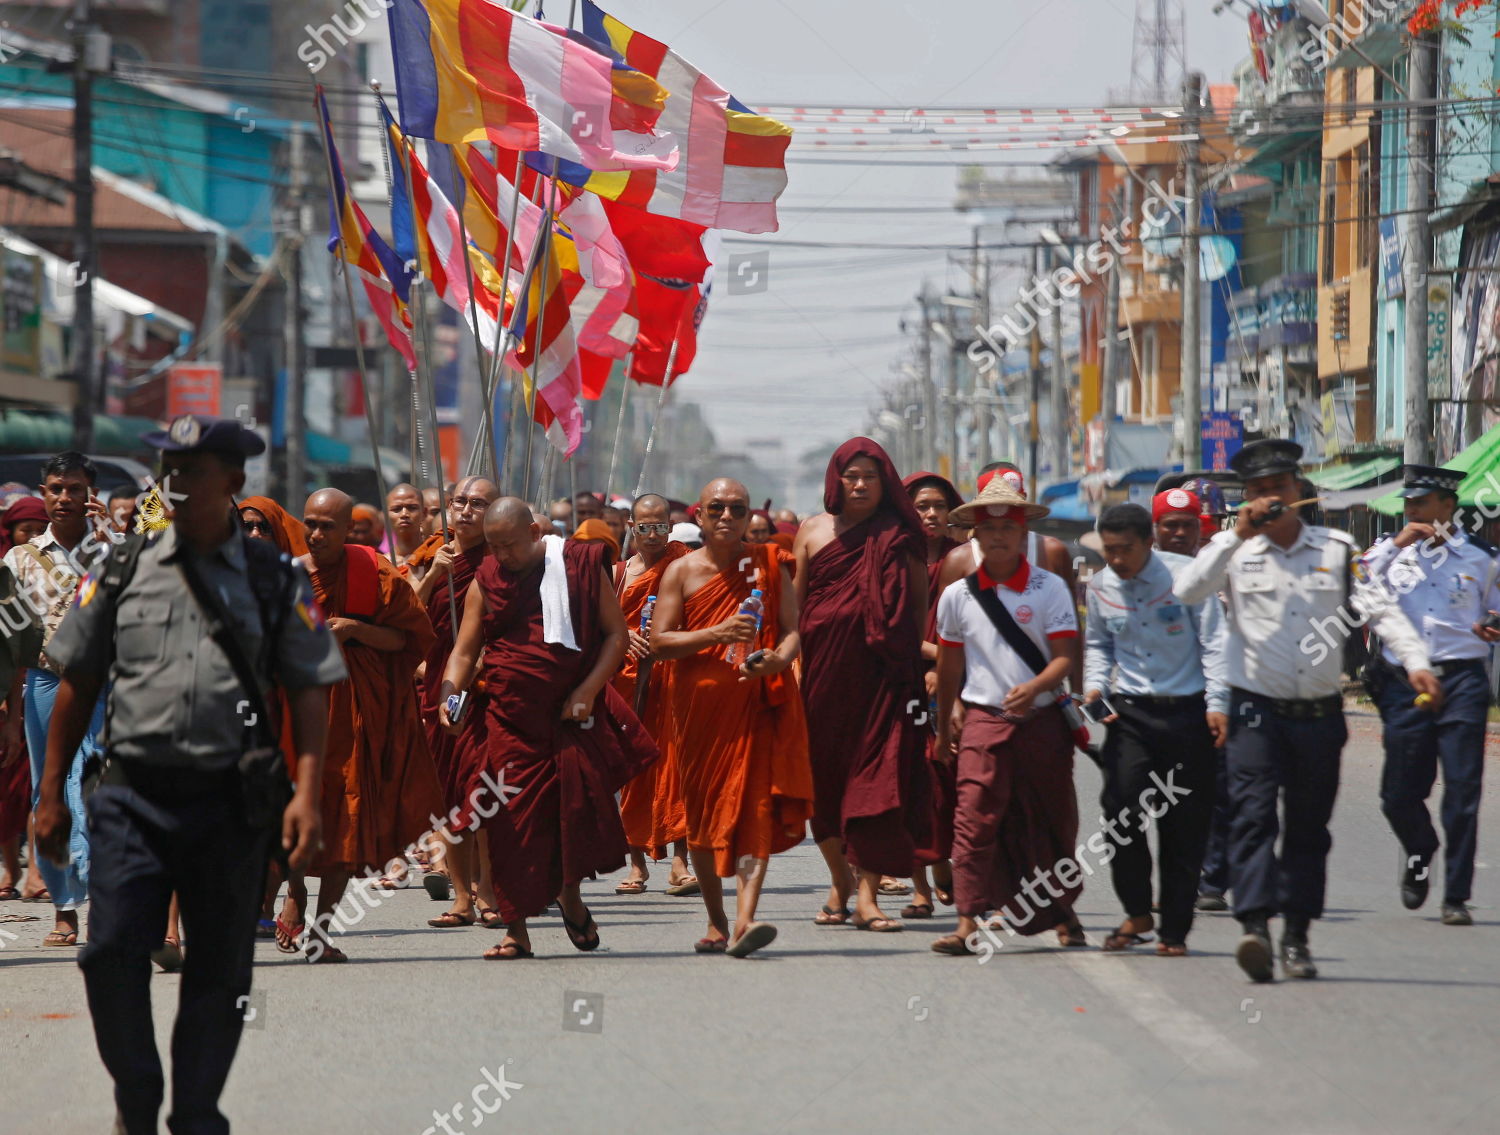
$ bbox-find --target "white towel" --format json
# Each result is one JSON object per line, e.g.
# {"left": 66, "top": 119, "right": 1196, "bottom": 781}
{"left": 540, "top": 534, "right": 579, "bottom": 651}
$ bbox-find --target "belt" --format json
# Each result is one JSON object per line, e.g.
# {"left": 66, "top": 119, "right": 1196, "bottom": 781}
{"left": 100, "top": 756, "right": 238, "bottom": 802}
{"left": 1430, "top": 658, "right": 1486, "bottom": 678}
{"left": 1231, "top": 687, "right": 1343, "bottom": 722}
{"left": 1113, "top": 692, "right": 1206, "bottom": 709}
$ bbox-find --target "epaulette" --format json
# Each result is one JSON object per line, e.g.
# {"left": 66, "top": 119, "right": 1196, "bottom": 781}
{"left": 1467, "top": 533, "right": 1498, "bottom": 557}
{"left": 1319, "top": 527, "right": 1359, "bottom": 548}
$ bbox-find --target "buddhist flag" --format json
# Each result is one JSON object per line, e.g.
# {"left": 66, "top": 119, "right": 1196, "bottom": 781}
{"left": 387, "top": 0, "right": 679, "bottom": 173}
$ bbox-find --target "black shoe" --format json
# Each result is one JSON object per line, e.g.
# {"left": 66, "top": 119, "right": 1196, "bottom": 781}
{"left": 1236, "top": 920, "right": 1274, "bottom": 983}
{"left": 1280, "top": 935, "right": 1318, "bottom": 979}
{"left": 1441, "top": 902, "right": 1473, "bottom": 926}
{"left": 1195, "top": 891, "right": 1228, "bottom": 913}
{"left": 1401, "top": 854, "right": 1431, "bottom": 910}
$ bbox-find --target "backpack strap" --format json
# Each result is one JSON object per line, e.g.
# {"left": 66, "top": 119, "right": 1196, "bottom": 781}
{"left": 342, "top": 543, "right": 382, "bottom": 620}
{"left": 965, "top": 572, "right": 1050, "bottom": 677}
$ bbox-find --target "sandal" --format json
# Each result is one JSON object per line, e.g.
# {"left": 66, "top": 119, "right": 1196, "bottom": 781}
{"left": 562, "top": 907, "right": 600, "bottom": 952}
{"left": 1057, "top": 922, "right": 1090, "bottom": 948}
{"left": 852, "top": 915, "right": 904, "bottom": 932}
{"left": 151, "top": 937, "right": 184, "bottom": 973}
{"left": 307, "top": 943, "right": 348, "bottom": 964}
{"left": 21, "top": 888, "right": 51, "bottom": 903}
{"left": 693, "top": 936, "right": 728, "bottom": 954}
{"left": 726, "top": 922, "right": 777, "bottom": 958}
{"left": 931, "top": 933, "right": 975, "bottom": 956}
{"left": 900, "top": 903, "right": 935, "bottom": 920}
{"left": 664, "top": 878, "right": 700, "bottom": 896}
{"left": 813, "top": 904, "right": 850, "bottom": 925}
{"left": 1156, "top": 941, "right": 1188, "bottom": 957}
{"left": 877, "top": 878, "right": 912, "bottom": 896}
{"left": 422, "top": 873, "right": 451, "bottom": 902}
{"left": 1102, "top": 923, "right": 1154, "bottom": 952}
{"left": 483, "top": 940, "right": 534, "bottom": 960}
{"left": 255, "top": 918, "right": 276, "bottom": 939}
{"left": 42, "top": 928, "right": 77, "bottom": 947}
{"left": 477, "top": 908, "right": 504, "bottom": 929}
{"left": 274, "top": 918, "right": 305, "bottom": 954}
{"left": 427, "top": 911, "right": 476, "bottom": 928}
{"left": 615, "top": 879, "right": 648, "bottom": 895}
{"left": 0, "top": 886, "right": 19, "bottom": 901}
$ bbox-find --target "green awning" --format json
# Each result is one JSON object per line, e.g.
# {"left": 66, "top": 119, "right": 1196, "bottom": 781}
{"left": 0, "top": 410, "right": 159, "bottom": 456}
{"left": 1304, "top": 455, "right": 1399, "bottom": 491}
{"left": 1369, "top": 419, "right": 1500, "bottom": 515}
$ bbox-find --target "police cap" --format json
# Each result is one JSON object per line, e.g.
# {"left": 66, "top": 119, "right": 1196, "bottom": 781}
{"left": 142, "top": 414, "right": 266, "bottom": 459}
{"left": 1228, "top": 438, "right": 1303, "bottom": 482}
{"left": 1398, "top": 463, "right": 1462, "bottom": 499}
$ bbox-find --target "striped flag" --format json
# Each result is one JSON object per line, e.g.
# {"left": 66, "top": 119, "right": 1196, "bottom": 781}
{"left": 387, "top": 0, "right": 679, "bottom": 173}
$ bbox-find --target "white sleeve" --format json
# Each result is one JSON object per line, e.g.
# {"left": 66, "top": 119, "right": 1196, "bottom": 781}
{"left": 1174, "top": 529, "right": 1242, "bottom": 605}
{"left": 1042, "top": 574, "right": 1077, "bottom": 637}
{"left": 936, "top": 584, "right": 964, "bottom": 645}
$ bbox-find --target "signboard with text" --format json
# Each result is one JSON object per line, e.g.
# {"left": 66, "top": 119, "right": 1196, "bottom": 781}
{"left": 1427, "top": 281, "right": 1451, "bottom": 400}
{"left": 1201, "top": 411, "right": 1244, "bottom": 472}
{"left": 167, "top": 363, "right": 223, "bottom": 418}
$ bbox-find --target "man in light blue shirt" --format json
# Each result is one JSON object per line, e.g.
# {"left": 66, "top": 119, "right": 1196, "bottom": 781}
{"left": 1083, "top": 503, "right": 1227, "bottom": 956}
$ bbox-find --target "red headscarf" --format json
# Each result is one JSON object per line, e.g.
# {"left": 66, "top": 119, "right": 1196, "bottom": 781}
{"left": 901, "top": 471, "right": 963, "bottom": 512}
{"left": 239, "top": 496, "right": 309, "bottom": 558}
{"left": 0, "top": 495, "right": 48, "bottom": 558}
{"left": 824, "top": 437, "right": 924, "bottom": 542}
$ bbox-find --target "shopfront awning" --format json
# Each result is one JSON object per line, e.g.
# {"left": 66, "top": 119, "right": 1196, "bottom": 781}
{"left": 0, "top": 409, "right": 159, "bottom": 455}
{"left": 1304, "top": 454, "right": 1399, "bottom": 492}
{"left": 1369, "top": 420, "right": 1500, "bottom": 516}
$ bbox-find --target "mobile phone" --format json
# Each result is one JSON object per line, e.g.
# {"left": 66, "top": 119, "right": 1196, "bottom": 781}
{"left": 742, "top": 649, "right": 769, "bottom": 670}
{"left": 446, "top": 691, "right": 471, "bottom": 724}
{"left": 1482, "top": 612, "right": 1500, "bottom": 632}
{"left": 1081, "top": 696, "right": 1115, "bottom": 723}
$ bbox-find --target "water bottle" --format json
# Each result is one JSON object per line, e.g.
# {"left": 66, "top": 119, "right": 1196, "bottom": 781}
{"left": 725, "top": 589, "right": 764, "bottom": 667}
{"left": 639, "top": 594, "right": 657, "bottom": 634}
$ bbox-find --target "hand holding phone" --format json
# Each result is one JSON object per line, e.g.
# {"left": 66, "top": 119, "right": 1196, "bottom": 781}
{"left": 1081, "top": 695, "right": 1116, "bottom": 724}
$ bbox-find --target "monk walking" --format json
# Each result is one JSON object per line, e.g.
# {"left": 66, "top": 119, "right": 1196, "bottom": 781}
{"left": 611, "top": 494, "right": 696, "bottom": 897}
{"left": 286, "top": 489, "right": 441, "bottom": 962}
{"left": 413, "top": 477, "right": 501, "bottom": 928}
{"left": 651, "top": 478, "right": 814, "bottom": 957}
{"left": 439, "top": 499, "right": 656, "bottom": 959}
{"left": 385, "top": 483, "right": 429, "bottom": 571}
{"left": 795, "top": 439, "right": 930, "bottom": 933}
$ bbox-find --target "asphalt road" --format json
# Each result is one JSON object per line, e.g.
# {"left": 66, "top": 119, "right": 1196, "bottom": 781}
{"left": 4, "top": 714, "right": 1498, "bottom": 1135}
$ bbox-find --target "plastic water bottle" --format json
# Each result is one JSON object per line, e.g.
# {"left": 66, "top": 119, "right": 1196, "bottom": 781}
{"left": 639, "top": 595, "right": 657, "bottom": 634}
{"left": 725, "top": 589, "right": 764, "bottom": 667}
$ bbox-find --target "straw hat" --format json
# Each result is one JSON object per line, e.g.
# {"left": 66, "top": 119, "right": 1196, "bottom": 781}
{"left": 951, "top": 477, "right": 1051, "bottom": 525}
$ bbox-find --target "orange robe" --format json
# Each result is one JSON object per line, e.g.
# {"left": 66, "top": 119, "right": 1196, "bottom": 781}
{"left": 664, "top": 543, "right": 814, "bottom": 877}
{"left": 611, "top": 542, "right": 688, "bottom": 858}
{"left": 310, "top": 544, "right": 442, "bottom": 874}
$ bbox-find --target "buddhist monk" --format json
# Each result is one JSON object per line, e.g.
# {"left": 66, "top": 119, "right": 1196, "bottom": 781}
{"left": 651, "top": 478, "right": 814, "bottom": 957}
{"left": 573, "top": 491, "right": 604, "bottom": 526}
{"left": 413, "top": 477, "right": 502, "bottom": 929}
{"left": 611, "top": 494, "right": 695, "bottom": 896}
{"left": 350, "top": 503, "right": 386, "bottom": 551}
{"left": 422, "top": 487, "right": 445, "bottom": 537}
{"left": 386, "top": 483, "right": 428, "bottom": 570}
{"left": 439, "top": 498, "right": 655, "bottom": 959}
{"left": 285, "top": 488, "right": 441, "bottom": 962}
{"left": 903, "top": 472, "right": 965, "bottom": 917}
{"left": 795, "top": 438, "right": 930, "bottom": 933}
{"left": 573, "top": 517, "right": 621, "bottom": 565}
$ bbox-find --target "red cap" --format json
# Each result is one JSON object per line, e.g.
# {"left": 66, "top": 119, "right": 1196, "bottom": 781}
{"left": 1152, "top": 488, "right": 1201, "bottom": 523}
{"left": 1200, "top": 514, "right": 1219, "bottom": 540}
{"left": 977, "top": 467, "right": 1026, "bottom": 497}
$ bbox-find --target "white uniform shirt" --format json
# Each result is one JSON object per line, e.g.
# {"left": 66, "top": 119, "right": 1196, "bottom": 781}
{"left": 1360, "top": 531, "right": 1500, "bottom": 665}
{"left": 1174, "top": 523, "right": 1430, "bottom": 701}
{"left": 1, "top": 524, "right": 111, "bottom": 673}
{"left": 937, "top": 558, "right": 1077, "bottom": 711}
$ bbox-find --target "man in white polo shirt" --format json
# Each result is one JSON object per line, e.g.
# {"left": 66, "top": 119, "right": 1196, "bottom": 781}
{"left": 930, "top": 478, "right": 1085, "bottom": 955}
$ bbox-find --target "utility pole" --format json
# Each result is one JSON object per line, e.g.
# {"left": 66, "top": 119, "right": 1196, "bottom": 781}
{"left": 282, "top": 127, "right": 307, "bottom": 502}
{"left": 69, "top": 0, "right": 104, "bottom": 450}
{"left": 971, "top": 226, "right": 991, "bottom": 475}
{"left": 1050, "top": 244, "right": 1069, "bottom": 482}
{"left": 1180, "top": 70, "right": 1203, "bottom": 468}
{"left": 1100, "top": 181, "right": 1130, "bottom": 469}
{"left": 1028, "top": 244, "right": 1043, "bottom": 492}
{"left": 918, "top": 285, "right": 938, "bottom": 472}
{"left": 1404, "top": 34, "right": 1435, "bottom": 463}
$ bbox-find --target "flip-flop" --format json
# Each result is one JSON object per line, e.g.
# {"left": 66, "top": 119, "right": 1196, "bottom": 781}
{"left": 21, "top": 890, "right": 51, "bottom": 903}
{"left": 853, "top": 915, "right": 904, "bottom": 932}
{"left": 427, "top": 911, "right": 476, "bottom": 928}
{"left": 725, "top": 922, "right": 777, "bottom": 957}
{"left": 1156, "top": 941, "right": 1188, "bottom": 957}
{"left": 615, "top": 879, "right": 648, "bottom": 895}
{"left": 931, "top": 933, "right": 975, "bottom": 956}
{"left": 255, "top": 919, "right": 276, "bottom": 939}
{"left": 306, "top": 943, "right": 348, "bottom": 964}
{"left": 1058, "top": 923, "right": 1090, "bottom": 948}
{"left": 901, "top": 903, "right": 935, "bottom": 920}
{"left": 0, "top": 886, "right": 19, "bottom": 901}
{"left": 562, "top": 907, "right": 600, "bottom": 952}
{"left": 477, "top": 908, "right": 504, "bottom": 929}
{"left": 1102, "top": 926, "right": 1154, "bottom": 952}
{"left": 151, "top": 937, "right": 184, "bottom": 973}
{"left": 483, "top": 940, "right": 534, "bottom": 960}
{"left": 664, "top": 879, "right": 701, "bottom": 896}
{"left": 877, "top": 879, "right": 913, "bottom": 896}
{"left": 422, "top": 874, "right": 451, "bottom": 902}
{"left": 814, "top": 904, "right": 851, "bottom": 925}
{"left": 274, "top": 918, "right": 305, "bottom": 954}
{"left": 42, "top": 929, "right": 77, "bottom": 947}
{"left": 693, "top": 936, "right": 728, "bottom": 954}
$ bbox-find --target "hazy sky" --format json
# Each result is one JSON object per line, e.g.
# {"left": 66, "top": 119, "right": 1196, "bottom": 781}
{"left": 604, "top": 0, "right": 1253, "bottom": 504}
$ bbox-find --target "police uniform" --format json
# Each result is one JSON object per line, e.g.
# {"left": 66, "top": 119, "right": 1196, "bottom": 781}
{"left": 1361, "top": 464, "right": 1499, "bottom": 924}
{"left": 45, "top": 416, "right": 346, "bottom": 1135}
{"left": 1175, "top": 439, "right": 1431, "bottom": 981}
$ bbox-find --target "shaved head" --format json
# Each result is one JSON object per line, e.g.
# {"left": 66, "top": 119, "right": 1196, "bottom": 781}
{"left": 386, "top": 482, "right": 425, "bottom": 553}
{"left": 449, "top": 476, "right": 501, "bottom": 548}
{"left": 454, "top": 475, "right": 499, "bottom": 499}
{"left": 698, "top": 478, "right": 751, "bottom": 549}
{"left": 484, "top": 496, "right": 546, "bottom": 572}
{"left": 386, "top": 482, "right": 420, "bottom": 505}
{"left": 632, "top": 492, "right": 670, "bottom": 520}
{"left": 306, "top": 488, "right": 353, "bottom": 523}
{"left": 700, "top": 478, "right": 749, "bottom": 506}
{"left": 304, "top": 488, "right": 354, "bottom": 568}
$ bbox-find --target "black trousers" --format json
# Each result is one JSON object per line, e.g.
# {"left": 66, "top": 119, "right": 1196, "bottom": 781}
{"left": 1099, "top": 695, "right": 1216, "bottom": 944}
{"left": 80, "top": 773, "right": 269, "bottom": 1135}
{"left": 1226, "top": 692, "right": 1346, "bottom": 924}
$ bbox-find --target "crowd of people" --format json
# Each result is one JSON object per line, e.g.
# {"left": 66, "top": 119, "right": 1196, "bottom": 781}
{"left": 0, "top": 415, "right": 1491, "bottom": 1133}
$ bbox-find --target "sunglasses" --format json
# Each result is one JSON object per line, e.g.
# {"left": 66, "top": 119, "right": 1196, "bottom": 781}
{"left": 243, "top": 518, "right": 272, "bottom": 536}
{"left": 703, "top": 502, "right": 748, "bottom": 519}
{"left": 634, "top": 522, "right": 671, "bottom": 536}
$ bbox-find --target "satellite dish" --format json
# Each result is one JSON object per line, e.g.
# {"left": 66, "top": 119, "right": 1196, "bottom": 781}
{"left": 1200, "top": 235, "right": 1238, "bottom": 282}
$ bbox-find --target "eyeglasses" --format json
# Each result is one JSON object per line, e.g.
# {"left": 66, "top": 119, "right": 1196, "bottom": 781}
{"left": 840, "top": 472, "right": 878, "bottom": 486}
{"left": 703, "top": 502, "right": 748, "bottom": 518}
{"left": 451, "top": 495, "right": 489, "bottom": 514}
{"left": 634, "top": 522, "right": 671, "bottom": 536}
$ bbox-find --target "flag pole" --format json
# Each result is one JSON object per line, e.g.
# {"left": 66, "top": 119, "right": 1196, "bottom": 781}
{"left": 633, "top": 336, "right": 678, "bottom": 497}
{"left": 521, "top": 188, "right": 557, "bottom": 502}
{"left": 379, "top": 82, "right": 460, "bottom": 635}
{"left": 446, "top": 146, "right": 499, "bottom": 480}
{"left": 469, "top": 148, "right": 529, "bottom": 479}
{"left": 605, "top": 370, "right": 632, "bottom": 500}
{"left": 312, "top": 83, "right": 393, "bottom": 562}
{"left": 494, "top": 204, "right": 551, "bottom": 492}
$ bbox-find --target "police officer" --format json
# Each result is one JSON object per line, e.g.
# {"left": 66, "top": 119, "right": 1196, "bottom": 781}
{"left": 35, "top": 415, "right": 346, "bottom": 1135}
{"left": 1361, "top": 464, "right": 1500, "bottom": 927}
{"left": 1175, "top": 439, "right": 1442, "bottom": 983}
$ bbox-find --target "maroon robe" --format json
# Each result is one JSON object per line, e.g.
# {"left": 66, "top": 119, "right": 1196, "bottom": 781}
{"left": 420, "top": 541, "right": 488, "bottom": 813}
{"left": 469, "top": 540, "right": 657, "bottom": 922}
{"left": 912, "top": 536, "right": 962, "bottom": 868}
{"left": 800, "top": 437, "right": 931, "bottom": 877}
